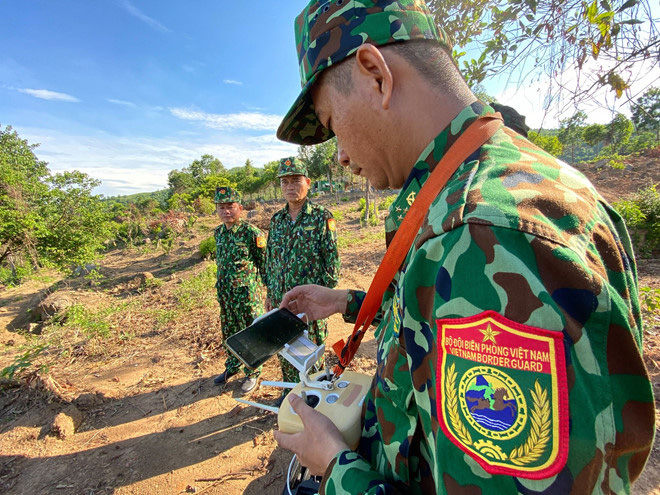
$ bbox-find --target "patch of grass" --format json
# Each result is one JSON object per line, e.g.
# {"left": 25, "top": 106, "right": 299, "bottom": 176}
{"left": 333, "top": 211, "right": 345, "bottom": 222}
{"left": 1, "top": 343, "right": 49, "bottom": 380}
{"left": 338, "top": 230, "right": 382, "bottom": 249}
{"left": 149, "top": 308, "right": 179, "bottom": 327}
{"left": 175, "top": 262, "right": 217, "bottom": 311}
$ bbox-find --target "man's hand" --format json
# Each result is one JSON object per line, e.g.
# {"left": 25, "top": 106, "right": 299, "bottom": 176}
{"left": 273, "top": 394, "right": 350, "bottom": 476}
{"left": 279, "top": 285, "right": 348, "bottom": 322}
{"left": 265, "top": 297, "right": 273, "bottom": 312}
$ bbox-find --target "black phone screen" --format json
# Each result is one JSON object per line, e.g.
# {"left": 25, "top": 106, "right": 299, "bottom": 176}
{"left": 225, "top": 309, "right": 307, "bottom": 369}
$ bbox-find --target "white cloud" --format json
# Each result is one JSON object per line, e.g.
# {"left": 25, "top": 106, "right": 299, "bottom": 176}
{"left": 18, "top": 88, "right": 80, "bottom": 102}
{"left": 120, "top": 0, "right": 170, "bottom": 33}
{"left": 223, "top": 79, "right": 243, "bottom": 85}
{"left": 107, "top": 98, "right": 136, "bottom": 107}
{"left": 15, "top": 126, "right": 297, "bottom": 197}
{"left": 169, "top": 108, "right": 282, "bottom": 131}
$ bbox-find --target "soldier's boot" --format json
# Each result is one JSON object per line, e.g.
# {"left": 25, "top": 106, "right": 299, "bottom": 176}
{"left": 214, "top": 369, "right": 238, "bottom": 385}
{"left": 240, "top": 376, "right": 258, "bottom": 395}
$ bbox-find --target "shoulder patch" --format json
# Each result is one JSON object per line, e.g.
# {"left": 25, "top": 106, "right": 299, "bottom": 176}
{"left": 327, "top": 218, "right": 336, "bottom": 232}
{"left": 436, "top": 311, "right": 568, "bottom": 479}
{"left": 256, "top": 235, "right": 266, "bottom": 248}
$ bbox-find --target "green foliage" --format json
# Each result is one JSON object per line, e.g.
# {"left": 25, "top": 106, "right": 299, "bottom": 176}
{"left": 200, "top": 236, "right": 216, "bottom": 259}
{"left": 174, "top": 262, "right": 217, "bottom": 310}
{"left": 337, "top": 230, "right": 382, "bottom": 250}
{"left": 62, "top": 304, "right": 112, "bottom": 338}
{"left": 378, "top": 195, "right": 397, "bottom": 211}
{"left": 1, "top": 343, "right": 49, "bottom": 380}
{"left": 614, "top": 184, "right": 660, "bottom": 256}
{"left": 428, "top": 0, "right": 656, "bottom": 105}
{"left": 193, "top": 196, "right": 215, "bottom": 216}
{"left": 632, "top": 87, "right": 660, "bottom": 143}
{"left": 1, "top": 125, "right": 115, "bottom": 281}
{"left": 168, "top": 193, "right": 192, "bottom": 212}
{"left": 558, "top": 111, "right": 587, "bottom": 163}
{"left": 298, "top": 138, "right": 339, "bottom": 187}
{"left": 607, "top": 113, "right": 634, "bottom": 153}
{"left": 333, "top": 211, "right": 344, "bottom": 222}
{"left": 582, "top": 124, "right": 608, "bottom": 147}
{"left": 529, "top": 132, "right": 563, "bottom": 156}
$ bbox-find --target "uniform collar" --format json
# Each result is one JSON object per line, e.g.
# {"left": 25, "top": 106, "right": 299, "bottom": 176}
{"left": 221, "top": 219, "right": 243, "bottom": 232}
{"left": 385, "top": 101, "right": 495, "bottom": 237}
{"left": 283, "top": 198, "right": 312, "bottom": 218}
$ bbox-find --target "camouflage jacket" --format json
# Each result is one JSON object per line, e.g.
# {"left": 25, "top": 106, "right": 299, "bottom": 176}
{"left": 214, "top": 220, "right": 266, "bottom": 294}
{"left": 265, "top": 199, "right": 340, "bottom": 304}
{"left": 322, "top": 103, "right": 654, "bottom": 495}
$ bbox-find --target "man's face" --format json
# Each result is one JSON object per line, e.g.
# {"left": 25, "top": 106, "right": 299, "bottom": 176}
{"left": 280, "top": 174, "right": 311, "bottom": 204}
{"left": 311, "top": 68, "right": 393, "bottom": 190}
{"left": 216, "top": 202, "right": 242, "bottom": 227}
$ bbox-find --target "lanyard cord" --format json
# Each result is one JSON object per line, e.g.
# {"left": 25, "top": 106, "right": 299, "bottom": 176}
{"left": 332, "top": 113, "right": 504, "bottom": 377}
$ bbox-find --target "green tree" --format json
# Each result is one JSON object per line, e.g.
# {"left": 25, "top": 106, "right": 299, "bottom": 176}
{"left": 528, "top": 132, "right": 563, "bottom": 156}
{"left": 0, "top": 125, "right": 114, "bottom": 278}
{"left": 428, "top": 1, "right": 658, "bottom": 106}
{"left": 583, "top": 123, "right": 608, "bottom": 150}
{"left": 0, "top": 125, "right": 50, "bottom": 266}
{"left": 607, "top": 113, "right": 634, "bottom": 153}
{"left": 558, "top": 111, "right": 587, "bottom": 164}
{"left": 631, "top": 87, "right": 660, "bottom": 144}
{"left": 298, "top": 138, "right": 339, "bottom": 192}
{"left": 188, "top": 154, "right": 225, "bottom": 186}
{"left": 167, "top": 169, "right": 195, "bottom": 194}
{"left": 38, "top": 171, "right": 114, "bottom": 268}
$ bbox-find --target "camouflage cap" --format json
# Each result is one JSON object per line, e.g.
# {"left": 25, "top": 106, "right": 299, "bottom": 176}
{"left": 277, "top": 157, "right": 308, "bottom": 177}
{"left": 276, "top": 0, "right": 450, "bottom": 146}
{"left": 214, "top": 186, "right": 241, "bottom": 204}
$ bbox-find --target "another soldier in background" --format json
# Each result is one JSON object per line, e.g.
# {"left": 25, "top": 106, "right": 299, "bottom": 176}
{"left": 213, "top": 186, "right": 266, "bottom": 395}
{"left": 265, "top": 157, "right": 340, "bottom": 399}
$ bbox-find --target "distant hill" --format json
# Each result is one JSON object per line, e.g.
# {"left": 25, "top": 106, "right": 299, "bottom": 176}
{"left": 104, "top": 189, "right": 170, "bottom": 208}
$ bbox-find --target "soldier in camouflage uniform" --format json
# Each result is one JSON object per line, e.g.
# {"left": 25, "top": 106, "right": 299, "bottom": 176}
{"left": 264, "top": 157, "right": 340, "bottom": 389}
{"left": 212, "top": 186, "right": 266, "bottom": 395}
{"left": 273, "top": 1, "right": 655, "bottom": 494}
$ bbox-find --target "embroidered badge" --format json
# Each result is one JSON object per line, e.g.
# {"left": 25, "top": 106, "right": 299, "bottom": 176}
{"left": 327, "top": 218, "right": 336, "bottom": 232}
{"left": 436, "top": 311, "right": 568, "bottom": 479}
{"left": 406, "top": 191, "right": 416, "bottom": 206}
{"left": 256, "top": 236, "right": 266, "bottom": 248}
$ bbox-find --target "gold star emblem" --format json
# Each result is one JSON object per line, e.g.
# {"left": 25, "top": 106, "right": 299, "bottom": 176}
{"left": 480, "top": 324, "right": 500, "bottom": 344}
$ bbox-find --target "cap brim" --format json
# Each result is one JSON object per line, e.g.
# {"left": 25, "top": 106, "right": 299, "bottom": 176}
{"left": 276, "top": 72, "right": 335, "bottom": 146}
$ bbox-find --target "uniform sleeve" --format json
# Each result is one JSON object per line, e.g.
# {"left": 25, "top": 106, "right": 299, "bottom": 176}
{"left": 319, "top": 210, "right": 340, "bottom": 289}
{"left": 321, "top": 222, "right": 654, "bottom": 493}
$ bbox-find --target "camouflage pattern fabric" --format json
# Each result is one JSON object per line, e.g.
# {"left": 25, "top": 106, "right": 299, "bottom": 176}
{"left": 277, "top": 0, "right": 451, "bottom": 145}
{"left": 215, "top": 220, "right": 266, "bottom": 377}
{"left": 277, "top": 156, "right": 308, "bottom": 177}
{"left": 214, "top": 186, "right": 242, "bottom": 204}
{"left": 265, "top": 199, "right": 340, "bottom": 382}
{"left": 321, "top": 102, "right": 655, "bottom": 494}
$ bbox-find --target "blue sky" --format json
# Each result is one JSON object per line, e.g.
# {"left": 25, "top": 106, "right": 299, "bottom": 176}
{"left": 1, "top": 1, "right": 658, "bottom": 197}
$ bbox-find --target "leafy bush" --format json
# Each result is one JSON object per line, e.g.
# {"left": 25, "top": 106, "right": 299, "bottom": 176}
{"left": 614, "top": 184, "right": 660, "bottom": 257}
{"left": 378, "top": 195, "right": 396, "bottom": 211}
{"left": 200, "top": 236, "right": 216, "bottom": 259}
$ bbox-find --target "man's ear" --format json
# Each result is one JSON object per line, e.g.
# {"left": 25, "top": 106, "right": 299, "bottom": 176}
{"left": 354, "top": 44, "right": 393, "bottom": 110}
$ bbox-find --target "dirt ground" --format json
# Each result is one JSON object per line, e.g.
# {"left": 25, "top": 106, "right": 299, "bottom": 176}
{"left": 2, "top": 154, "right": 660, "bottom": 494}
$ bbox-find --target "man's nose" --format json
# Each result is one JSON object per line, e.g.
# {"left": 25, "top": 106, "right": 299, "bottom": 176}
{"left": 337, "top": 143, "right": 350, "bottom": 168}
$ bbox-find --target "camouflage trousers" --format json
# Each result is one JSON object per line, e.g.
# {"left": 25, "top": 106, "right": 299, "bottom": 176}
{"left": 218, "top": 287, "right": 264, "bottom": 378}
{"left": 278, "top": 318, "right": 328, "bottom": 388}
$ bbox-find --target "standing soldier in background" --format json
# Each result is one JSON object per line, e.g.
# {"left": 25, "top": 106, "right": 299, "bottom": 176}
{"left": 213, "top": 186, "right": 266, "bottom": 395}
{"left": 265, "top": 157, "right": 340, "bottom": 401}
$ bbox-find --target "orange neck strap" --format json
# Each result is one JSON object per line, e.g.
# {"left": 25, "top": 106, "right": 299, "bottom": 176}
{"left": 332, "top": 113, "right": 504, "bottom": 376}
